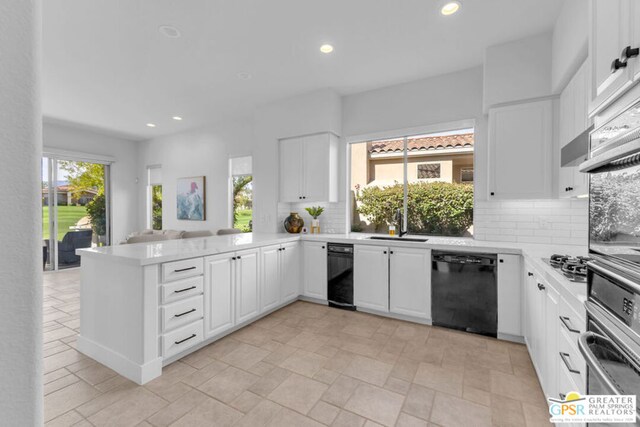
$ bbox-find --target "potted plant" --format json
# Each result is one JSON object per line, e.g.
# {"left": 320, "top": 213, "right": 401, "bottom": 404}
{"left": 305, "top": 206, "right": 324, "bottom": 234}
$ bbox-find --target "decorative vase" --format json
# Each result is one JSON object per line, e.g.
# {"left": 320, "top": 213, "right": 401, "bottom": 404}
{"left": 284, "top": 212, "right": 304, "bottom": 233}
{"left": 311, "top": 219, "right": 320, "bottom": 234}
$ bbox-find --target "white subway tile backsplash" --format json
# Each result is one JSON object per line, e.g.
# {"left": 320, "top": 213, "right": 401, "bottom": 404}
{"left": 474, "top": 199, "right": 588, "bottom": 246}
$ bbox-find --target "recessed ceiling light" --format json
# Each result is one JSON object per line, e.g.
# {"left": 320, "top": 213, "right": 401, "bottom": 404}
{"left": 440, "top": 1, "right": 461, "bottom": 15}
{"left": 146, "top": 123, "right": 156, "bottom": 128}
{"left": 172, "top": 116, "right": 183, "bottom": 121}
{"left": 158, "top": 25, "right": 181, "bottom": 38}
{"left": 320, "top": 44, "right": 334, "bottom": 54}
{"left": 237, "top": 72, "right": 252, "bottom": 80}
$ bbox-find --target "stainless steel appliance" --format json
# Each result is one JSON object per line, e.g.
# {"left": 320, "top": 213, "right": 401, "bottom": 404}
{"left": 579, "top": 260, "right": 640, "bottom": 425}
{"left": 544, "top": 254, "right": 593, "bottom": 283}
{"left": 431, "top": 251, "right": 497, "bottom": 337}
{"left": 327, "top": 243, "right": 355, "bottom": 310}
{"left": 581, "top": 98, "right": 640, "bottom": 269}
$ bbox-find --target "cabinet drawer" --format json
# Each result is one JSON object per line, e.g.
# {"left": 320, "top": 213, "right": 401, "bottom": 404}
{"left": 161, "top": 295, "right": 203, "bottom": 332}
{"left": 162, "top": 258, "right": 203, "bottom": 283}
{"left": 162, "top": 320, "right": 203, "bottom": 359}
{"left": 559, "top": 297, "right": 585, "bottom": 346}
{"left": 161, "top": 276, "right": 203, "bottom": 304}
{"left": 558, "top": 327, "right": 586, "bottom": 390}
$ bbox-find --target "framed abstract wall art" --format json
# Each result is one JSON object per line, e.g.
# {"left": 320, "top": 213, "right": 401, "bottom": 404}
{"left": 177, "top": 176, "right": 206, "bottom": 220}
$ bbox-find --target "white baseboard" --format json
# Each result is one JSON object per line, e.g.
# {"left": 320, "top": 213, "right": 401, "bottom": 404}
{"left": 77, "top": 335, "right": 162, "bottom": 385}
{"left": 497, "top": 332, "right": 525, "bottom": 344}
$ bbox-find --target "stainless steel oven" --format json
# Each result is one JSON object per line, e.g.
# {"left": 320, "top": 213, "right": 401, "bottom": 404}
{"left": 579, "top": 260, "right": 640, "bottom": 425}
{"left": 581, "top": 99, "right": 640, "bottom": 270}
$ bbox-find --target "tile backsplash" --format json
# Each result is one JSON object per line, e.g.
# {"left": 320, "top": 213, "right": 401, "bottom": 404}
{"left": 473, "top": 199, "right": 588, "bottom": 246}
{"left": 277, "top": 201, "right": 347, "bottom": 234}
{"left": 277, "top": 198, "right": 589, "bottom": 246}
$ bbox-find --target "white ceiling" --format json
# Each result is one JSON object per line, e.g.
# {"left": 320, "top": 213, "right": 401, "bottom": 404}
{"left": 43, "top": 0, "right": 564, "bottom": 140}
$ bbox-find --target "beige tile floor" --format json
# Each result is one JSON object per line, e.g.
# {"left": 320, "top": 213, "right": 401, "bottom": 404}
{"left": 43, "top": 269, "right": 552, "bottom": 427}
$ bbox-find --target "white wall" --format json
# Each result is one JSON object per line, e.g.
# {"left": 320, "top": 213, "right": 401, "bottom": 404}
{"left": 253, "top": 89, "right": 343, "bottom": 233}
{"left": 483, "top": 32, "right": 553, "bottom": 111}
{"left": 137, "top": 117, "right": 254, "bottom": 232}
{"left": 551, "top": 0, "right": 588, "bottom": 93}
{"left": 43, "top": 122, "right": 139, "bottom": 243}
{"left": 0, "top": 0, "right": 43, "bottom": 424}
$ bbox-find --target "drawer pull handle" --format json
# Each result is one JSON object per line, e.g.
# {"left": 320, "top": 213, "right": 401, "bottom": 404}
{"left": 559, "top": 352, "right": 580, "bottom": 374}
{"left": 174, "top": 266, "right": 196, "bottom": 273}
{"left": 174, "top": 286, "right": 196, "bottom": 294}
{"left": 175, "top": 308, "right": 196, "bottom": 318}
{"left": 559, "top": 316, "right": 580, "bottom": 333}
{"left": 175, "top": 334, "right": 196, "bottom": 345}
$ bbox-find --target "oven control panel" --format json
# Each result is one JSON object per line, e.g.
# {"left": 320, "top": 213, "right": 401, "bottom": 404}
{"left": 590, "top": 267, "right": 640, "bottom": 336}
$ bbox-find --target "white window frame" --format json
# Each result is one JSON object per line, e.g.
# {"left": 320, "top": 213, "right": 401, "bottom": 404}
{"left": 345, "top": 119, "right": 476, "bottom": 235}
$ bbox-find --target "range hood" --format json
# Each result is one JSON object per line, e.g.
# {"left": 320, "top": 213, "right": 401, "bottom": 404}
{"left": 561, "top": 125, "right": 593, "bottom": 167}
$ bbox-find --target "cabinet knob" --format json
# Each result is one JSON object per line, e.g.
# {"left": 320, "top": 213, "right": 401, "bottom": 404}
{"left": 567, "top": 187, "right": 573, "bottom": 191}
{"left": 499, "top": 259, "right": 504, "bottom": 263}
{"left": 321, "top": 246, "right": 325, "bottom": 249}
{"left": 390, "top": 250, "right": 394, "bottom": 254}
{"left": 299, "top": 196, "right": 302, "bottom": 200}
{"left": 527, "top": 272, "right": 533, "bottom": 277}
{"left": 383, "top": 250, "right": 387, "bottom": 254}
{"left": 622, "top": 45, "right": 639, "bottom": 60}
{"left": 303, "top": 196, "right": 306, "bottom": 199}
{"left": 611, "top": 58, "right": 628, "bottom": 73}
{"left": 237, "top": 255, "right": 242, "bottom": 259}
{"left": 232, "top": 257, "right": 236, "bottom": 260}
{"left": 537, "top": 283, "right": 546, "bottom": 291}
{"left": 490, "top": 192, "right": 495, "bottom": 196}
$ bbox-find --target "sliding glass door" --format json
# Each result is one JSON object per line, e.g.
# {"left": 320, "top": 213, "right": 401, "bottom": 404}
{"left": 42, "top": 157, "right": 111, "bottom": 271}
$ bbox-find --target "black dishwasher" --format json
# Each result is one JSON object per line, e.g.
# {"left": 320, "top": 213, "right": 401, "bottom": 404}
{"left": 327, "top": 243, "right": 356, "bottom": 310}
{"left": 432, "top": 251, "right": 497, "bottom": 337}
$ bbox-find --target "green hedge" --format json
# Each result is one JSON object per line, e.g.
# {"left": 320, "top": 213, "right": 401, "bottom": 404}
{"left": 356, "top": 182, "right": 473, "bottom": 236}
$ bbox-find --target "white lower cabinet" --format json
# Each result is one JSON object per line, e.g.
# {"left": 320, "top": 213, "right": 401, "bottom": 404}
{"left": 235, "top": 249, "right": 259, "bottom": 324}
{"left": 303, "top": 241, "right": 327, "bottom": 300}
{"left": 260, "top": 245, "right": 282, "bottom": 312}
{"left": 524, "top": 261, "right": 586, "bottom": 406}
{"left": 497, "top": 254, "right": 522, "bottom": 337}
{"left": 389, "top": 247, "right": 431, "bottom": 319}
{"left": 281, "top": 242, "right": 301, "bottom": 302}
{"left": 354, "top": 245, "right": 390, "bottom": 312}
{"left": 204, "top": 253, "right": 235, "bottom": 338}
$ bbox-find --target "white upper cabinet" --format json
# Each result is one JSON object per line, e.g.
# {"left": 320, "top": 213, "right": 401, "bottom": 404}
{"left": 488, "top": 100, "right": 554, "bottom": 199}
{"left": 389, "top": 247, "right": 431, "bottom": 319}
{"left": 279, "top": 133, "right": 338, "bottom": 203}
{"left": 354, "top": 245, "right": 389, "bottom": 312}
{"left": 559, "top": 61, "right": 590, "bottom": 198}
{"left": 588, "top": 0, "right": 635, "bottom": 116}
{"left": 303, "top": 241, "right": 327, "bottom": 300}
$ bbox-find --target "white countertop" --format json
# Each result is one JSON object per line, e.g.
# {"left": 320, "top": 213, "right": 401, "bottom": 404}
{"left": 78, "top": 231, "right": 588, "bottom": 314}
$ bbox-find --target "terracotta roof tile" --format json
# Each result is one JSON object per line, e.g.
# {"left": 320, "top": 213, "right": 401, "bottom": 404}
{"left": 368, "top": 133, "right": 474, "bottom": 153}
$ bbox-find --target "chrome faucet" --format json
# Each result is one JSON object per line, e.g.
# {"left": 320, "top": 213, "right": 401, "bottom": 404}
{"left": 394, "top": 209, "right": 408, "bottom": 237}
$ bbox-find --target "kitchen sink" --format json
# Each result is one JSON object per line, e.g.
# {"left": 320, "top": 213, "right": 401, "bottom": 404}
{"left": 367, "top": 236, "right": 428, "bottom": 242}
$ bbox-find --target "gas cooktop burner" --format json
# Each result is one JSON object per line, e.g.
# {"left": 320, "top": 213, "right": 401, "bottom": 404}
{"left": 546, "top": 254, "right": 593, "bottom": 283}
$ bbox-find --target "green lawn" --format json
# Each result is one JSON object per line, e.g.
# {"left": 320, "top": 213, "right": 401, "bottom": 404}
{"left": 234, "top": 209, "right": 252, "bottom": 232}
{"left": 42, "top": 205, "right": 88, "bottom": 240}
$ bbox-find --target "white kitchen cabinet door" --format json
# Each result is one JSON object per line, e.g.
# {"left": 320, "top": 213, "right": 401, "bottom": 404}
{"left": 543, "top": 282, "right": 560, "bottom": 400}
{"left": 260, "top": 245, "right": 281, "bottom": 312}
{"left": 589, "top": 0, "right": 633, "bottom": 116}
{"left": 303, "top": 241, "right": 327, "bottom": 300}
{"left": 488, "top": 100, "right": 553, "bottom": 199}
{"left": 354, "top": 245, "right": 389, "bottom": 312}
{"left": 204, "top": 254, "right": 235, "bottom": 338}
{"left": 280, "top": 242, "right": 301, "bottom": 302}
{"left": 279, "top": 137, "right": 303, "bottom": 202}
{"left": 235, "top": 249, "right": 259, "bottom": 324}
{"left": 389, "top": 247, "right": 431, "bottom": 319}
{"left": 497, "top": 254, "right": 522, "bottom": 337}
{"left": 302, "top": 134, "right": 338, "bottom": 202}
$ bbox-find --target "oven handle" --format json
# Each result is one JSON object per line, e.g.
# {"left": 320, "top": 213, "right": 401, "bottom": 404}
{"left": 588, "top": 261, "right": 640, "bottom": 295}
{"left": 578, "top": 331, "right": 622, "bottom": 395}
